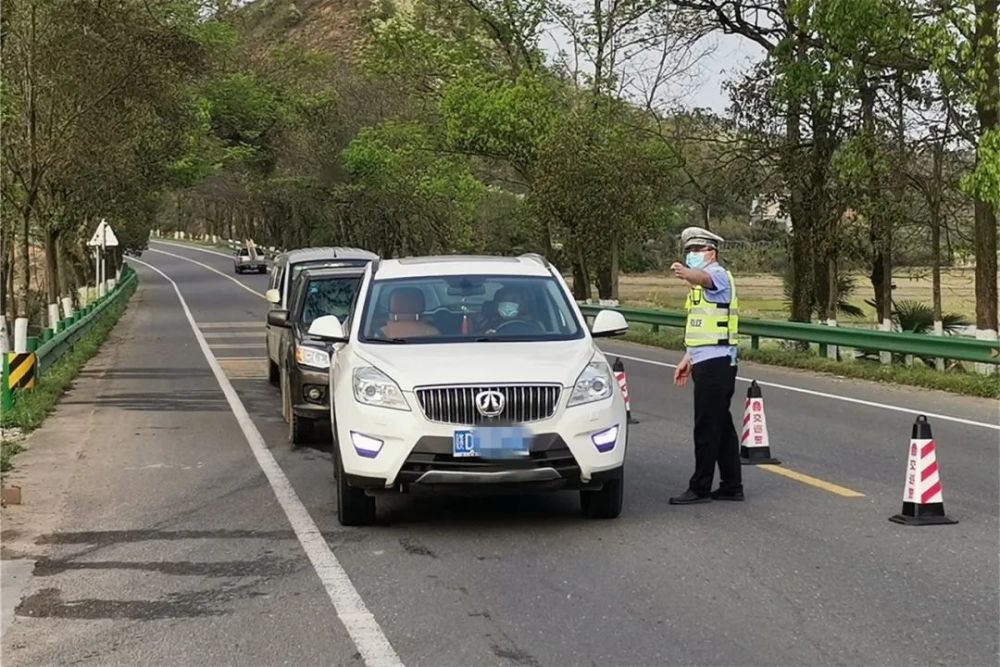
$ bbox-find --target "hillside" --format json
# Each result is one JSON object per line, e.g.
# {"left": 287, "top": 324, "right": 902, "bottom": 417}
{"left": 240, "top": 0, "right": 370, "bottom": 59}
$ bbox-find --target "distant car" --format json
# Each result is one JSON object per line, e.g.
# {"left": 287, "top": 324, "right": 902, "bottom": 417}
{"left": 265, "top": 247, "right": 379, "bottom": 386}
{"left": 268, "top": 266, "right": 367, "bottom": 444}
{"left": 306, "top": 253, "right": 630, "bottom": 526}
{"left": 234, "top": 247, "right": 267, "bottom": 274}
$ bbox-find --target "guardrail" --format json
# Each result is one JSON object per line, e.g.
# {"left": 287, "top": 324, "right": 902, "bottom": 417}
{"left": 150, "top": 230, "right": 281, "bottom": 260}
{"left": 578, "top": 304, "right": 1000, "bottom": 366}
{"left": 1, "top": 265, "right": 137, "bottom": 413}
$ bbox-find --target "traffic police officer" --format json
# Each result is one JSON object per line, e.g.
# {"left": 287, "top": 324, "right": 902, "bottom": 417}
{"left": 668, "top": 227, "right": 744, "bottom": 504}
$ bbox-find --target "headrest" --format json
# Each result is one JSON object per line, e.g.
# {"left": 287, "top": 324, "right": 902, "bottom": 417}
{"left": 388, "top": 287, "right": 425, "bottom": 317}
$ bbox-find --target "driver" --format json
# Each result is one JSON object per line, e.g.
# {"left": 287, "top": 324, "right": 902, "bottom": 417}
{"left": 479, "top": 286, "right": 530, "bottom": 333}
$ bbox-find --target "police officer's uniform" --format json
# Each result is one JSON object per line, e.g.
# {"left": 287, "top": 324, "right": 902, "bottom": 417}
{"left": 670, "top": 227, "right": 744, "bottom": 504}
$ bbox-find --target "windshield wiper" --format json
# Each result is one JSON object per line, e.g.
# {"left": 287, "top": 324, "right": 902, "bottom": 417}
{"left": 367, "top": 337, "right": 408, "bottom": 344}
{"left": 474, "top": 335, "right": 536, "bottom": 342}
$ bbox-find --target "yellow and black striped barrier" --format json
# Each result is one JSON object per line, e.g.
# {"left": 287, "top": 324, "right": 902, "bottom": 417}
{"left": 6, "top": 352, "right": 37, "bottom": 391}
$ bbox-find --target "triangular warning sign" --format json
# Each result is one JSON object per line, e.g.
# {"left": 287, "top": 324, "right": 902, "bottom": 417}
{"left": 87, "top": 220, "right": 119, "bottom": 247}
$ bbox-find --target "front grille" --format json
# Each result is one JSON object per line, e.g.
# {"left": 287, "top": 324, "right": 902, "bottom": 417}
{"left": 398, "top": 447, "right": 579, "bottom": 482}
{"left": 416, "top": 385, "right": 561, "bottom": 425}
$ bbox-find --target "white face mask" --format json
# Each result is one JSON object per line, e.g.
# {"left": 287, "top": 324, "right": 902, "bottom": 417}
{"left": 685, "top": 251, "right": 709, "bottom": 269}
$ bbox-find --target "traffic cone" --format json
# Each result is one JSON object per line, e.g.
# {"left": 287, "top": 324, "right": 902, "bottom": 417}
{"left": 612, "top": 357, "right": 639, "bottom": 425}
{"left": 889, "top": 415, "right": 958, "bottom": 526}
{"left": 740, "top": 381, "right": 780, "bottom": 465}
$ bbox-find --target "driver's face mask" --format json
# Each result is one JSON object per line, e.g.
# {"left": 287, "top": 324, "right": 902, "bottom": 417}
{"left": 497, "top": 301, "right": 520, "bottom": 319}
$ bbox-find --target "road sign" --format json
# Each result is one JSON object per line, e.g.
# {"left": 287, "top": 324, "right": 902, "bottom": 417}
{"left": 87, "top": 219, "right": 119, "bottom": 247}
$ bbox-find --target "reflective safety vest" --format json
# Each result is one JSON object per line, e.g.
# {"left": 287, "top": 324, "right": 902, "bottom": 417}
{"left": 684, "top": 269, "right": 739, "bottom": 347}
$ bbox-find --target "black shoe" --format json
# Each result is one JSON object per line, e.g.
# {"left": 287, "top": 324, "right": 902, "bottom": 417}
{"left": 711, "top": 489, "right": 745, "bottom": 501}
{"left": 669, "top": 490, "right": 712, "bottom": 505}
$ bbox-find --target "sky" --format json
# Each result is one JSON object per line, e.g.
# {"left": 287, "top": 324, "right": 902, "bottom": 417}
{"left": 680, "top": 33, "right": 765, "bottom": 113}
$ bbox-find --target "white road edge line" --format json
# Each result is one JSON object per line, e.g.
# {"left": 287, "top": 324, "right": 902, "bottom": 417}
{"left": 610, "top": 352, "right": 1000, "bottom": 432}
{"left": 150, "top": 238, "right": 240, "bottom": 260}
{"left": 145, "top": 247, "right": 266, "bottom": 300}
{"left": 128, "top": 257, "right": 403, "bottom": 667}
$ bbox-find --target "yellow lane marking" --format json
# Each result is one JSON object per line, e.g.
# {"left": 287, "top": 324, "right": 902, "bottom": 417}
{"left": 217, "top": 356, "right": 268, "bottom": 380}
{"left": 198, "top": 321, "right": 261, "bottom": 329}
{"left": 757, "top": 464, "right": 865, "bottom": 498}
{"left": 145, "top": 248, "right": 266, "bottom": 300}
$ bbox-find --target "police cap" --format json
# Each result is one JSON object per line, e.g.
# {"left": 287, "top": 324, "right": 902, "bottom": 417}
{"left": 680, "top": 226, "right": 724, "bottom": 250}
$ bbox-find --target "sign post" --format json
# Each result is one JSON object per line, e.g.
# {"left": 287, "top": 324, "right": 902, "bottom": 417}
{"left": 88, "top": 219, "right": 119, "bottom": 299}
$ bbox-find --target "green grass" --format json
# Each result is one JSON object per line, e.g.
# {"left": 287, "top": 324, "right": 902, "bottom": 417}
{"left": 623, "top": 327, "right": 1000, "bottom": 400}
{"left": 0, "top": 281, "right": 135, "bottom": 478}
{"left": 1, "top": 439, "right": 23, "bottom": 475}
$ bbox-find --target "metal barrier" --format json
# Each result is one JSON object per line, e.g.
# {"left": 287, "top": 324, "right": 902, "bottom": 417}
{"left": 1, "top": 265, "right": 137, "bottom": 413}
{"left": 577, "top": 303, "right": 1000, "bottom": 365}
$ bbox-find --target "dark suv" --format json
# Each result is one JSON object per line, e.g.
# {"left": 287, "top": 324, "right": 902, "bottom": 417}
{"left": 267, "top": 266, "right": 367, "bottom": 444}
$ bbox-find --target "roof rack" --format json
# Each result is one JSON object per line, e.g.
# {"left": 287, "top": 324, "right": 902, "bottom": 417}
{"left": 518, "top": 253, "right": 551, "bottom": 268}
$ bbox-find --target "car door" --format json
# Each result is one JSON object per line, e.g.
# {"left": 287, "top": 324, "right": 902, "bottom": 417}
{"left": 266, "top": 262, "right": 285, "bottom": 365}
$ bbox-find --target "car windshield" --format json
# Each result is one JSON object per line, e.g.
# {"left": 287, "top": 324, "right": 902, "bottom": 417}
{"left": 359, "top": 275, "right": 582, "bottom": 343}
{"left": 238, "top": 249, "right": 250, "bottom": 256}
{"left": 300, "top": 276, "right": 362, "bottom": 326}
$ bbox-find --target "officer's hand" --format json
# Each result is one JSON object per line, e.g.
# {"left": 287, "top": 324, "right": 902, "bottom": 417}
{"left": 670, "top": 262, "right": 687, "bottom": 280}
{"left": 674, "top": 357, "right": 691, "bottom": 387}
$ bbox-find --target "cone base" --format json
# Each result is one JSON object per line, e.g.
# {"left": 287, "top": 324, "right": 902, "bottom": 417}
{"left": 889, "top": 513, "right": 959, "bottom": 526}
{"left": 740, "top": 446, "right": 780, "bottom": 465}
{"left": 889, "top": 502, "right": 958, "bottom": 526}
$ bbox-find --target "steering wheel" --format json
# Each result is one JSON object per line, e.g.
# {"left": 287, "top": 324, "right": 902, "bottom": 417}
{"left": 492, "top": 319, "right": 544, "bottom": 335}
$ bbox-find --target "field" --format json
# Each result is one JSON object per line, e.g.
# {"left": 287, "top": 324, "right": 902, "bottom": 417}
{"left": 616, "top": 267, "right": 981, "bottom": 322}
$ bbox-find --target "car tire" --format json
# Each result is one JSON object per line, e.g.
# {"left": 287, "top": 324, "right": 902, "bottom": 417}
{"left": 335, "top": 445, "right": 376, "bottom": 526}
{"left": 289, "top": 412, "right": 314, "bottom": 446}
{"left": 581, "top": 468, "right": 624, "bottom": 519}
{"left": 268, "top": 358, "right": 279, "bottom": 386}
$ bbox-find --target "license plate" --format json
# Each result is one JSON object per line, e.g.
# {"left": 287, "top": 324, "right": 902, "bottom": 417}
{"left": 453, "top": 427, "right": 531, "bottom": 458}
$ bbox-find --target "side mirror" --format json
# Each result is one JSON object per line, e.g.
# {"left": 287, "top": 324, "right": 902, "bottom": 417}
{"left": 308, "top": 315, "right": 348, "bottom": 343}
{"left": 591, "top": 310, "right": 628, "bottom": 338}
{"left": 267, "top": 310, "right": 290, "bottom": 328}
{"left": 265, "top": 288, "right": 281, "bottom": 305}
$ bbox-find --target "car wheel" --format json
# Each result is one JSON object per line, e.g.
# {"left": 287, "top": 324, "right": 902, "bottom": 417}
{"left": 268, "top": 358, "right": 279, "bottom": 386}
{"left": 335, "top": 445, "right": 376, "bottom": 526}
{"left": 581, "top": 468, "right": 624, "bottom": 519}
{"left": 289, "top": 412, "right": 314, "bottom": 446}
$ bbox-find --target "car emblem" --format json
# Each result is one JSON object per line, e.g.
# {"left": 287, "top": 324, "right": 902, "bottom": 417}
{"left": 475, "top": 390, "right": 505, "bottom": 418}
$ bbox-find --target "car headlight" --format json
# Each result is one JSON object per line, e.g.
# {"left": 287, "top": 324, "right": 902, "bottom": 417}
{"left": 353, "top": 366, "right": 410, "bottom": 411}
{"left": 295, "top": 345, "right": 330, "bottom": 370}
{"left": 568, "top": 361, "right": 614, "bottom": 406}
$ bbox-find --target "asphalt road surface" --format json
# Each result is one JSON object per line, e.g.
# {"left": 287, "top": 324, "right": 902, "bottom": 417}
{"left": 2, "top": 239, "right": 997, "bottom": 666}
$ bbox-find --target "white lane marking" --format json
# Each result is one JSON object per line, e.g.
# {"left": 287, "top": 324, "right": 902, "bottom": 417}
{"left": 199, "top": 321, "right": 261, "bottom": 329}
{"left": 610, "top": 352, "right": 1000, "bottom": 432}
{"left": 146, "top": 247, "right": 266, "bottom": 300}
{"left": 129, "top": 257, "right": 403, "bottom": 667}
{"left": 150, "top": 238, "right": 239, "bottom": 260}
{"left": 202, "top": 331, "right": 263, "bottom": 339}
{"left": 209, "top": 343, "right": 266, "bottom": 349}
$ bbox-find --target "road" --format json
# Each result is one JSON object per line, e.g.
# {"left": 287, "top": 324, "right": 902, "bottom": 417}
{"left": 2, "top": 239, "right": 997, "bottom": 666}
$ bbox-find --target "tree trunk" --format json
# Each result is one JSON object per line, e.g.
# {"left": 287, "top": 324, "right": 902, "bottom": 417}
{"left": 18, "top": 206, "right": 31, "bottom": 318}
{"left": 785, "top": 23, "right": 811, "bottom": 323}
{"left": 973, "top": 0, "right": 999, "bottom": 332}
{"left": 43, "top": 227, "right": 58, "bottom": 304}
{"left": 931, "top": 135, "right": 943, "bottom": 323}
{"left": 571, "top": 244, "right": 591, "bottom": 301}
{"left": 57, "top": 233, "right": 73, "bottom": 300}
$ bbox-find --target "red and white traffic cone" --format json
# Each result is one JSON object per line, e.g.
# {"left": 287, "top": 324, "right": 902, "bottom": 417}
{"left": 740, "top": 381, "right": 780, "bottom": 465}
{"left": 613, "top": 357, "right": 639, "bottom": 425}
{"left": 889, "top": 415, "right": 958, "bottom": 526}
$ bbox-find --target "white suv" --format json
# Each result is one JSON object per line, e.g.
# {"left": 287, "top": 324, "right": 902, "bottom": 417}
{"left": 307, "top": 254, "right": 630, "bottom": 525}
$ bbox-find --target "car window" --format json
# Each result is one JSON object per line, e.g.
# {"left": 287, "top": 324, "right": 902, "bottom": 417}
{"left": 299, "top": 276, "right": 362, "bottom": 326}
{"left": 238, "top": 248, "right": 250, "bottom": 257}
{"left": 359, "top": 275, "right": 582, "bottom": 343}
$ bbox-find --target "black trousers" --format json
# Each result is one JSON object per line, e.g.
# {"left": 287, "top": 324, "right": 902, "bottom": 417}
{"left": 688, "top": 356, "right": 742, "bottom": 496}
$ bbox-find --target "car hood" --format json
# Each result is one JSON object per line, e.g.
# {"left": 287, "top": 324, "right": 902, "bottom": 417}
{"left": 352, "top": 338, "right": 599, "bottom": 390}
